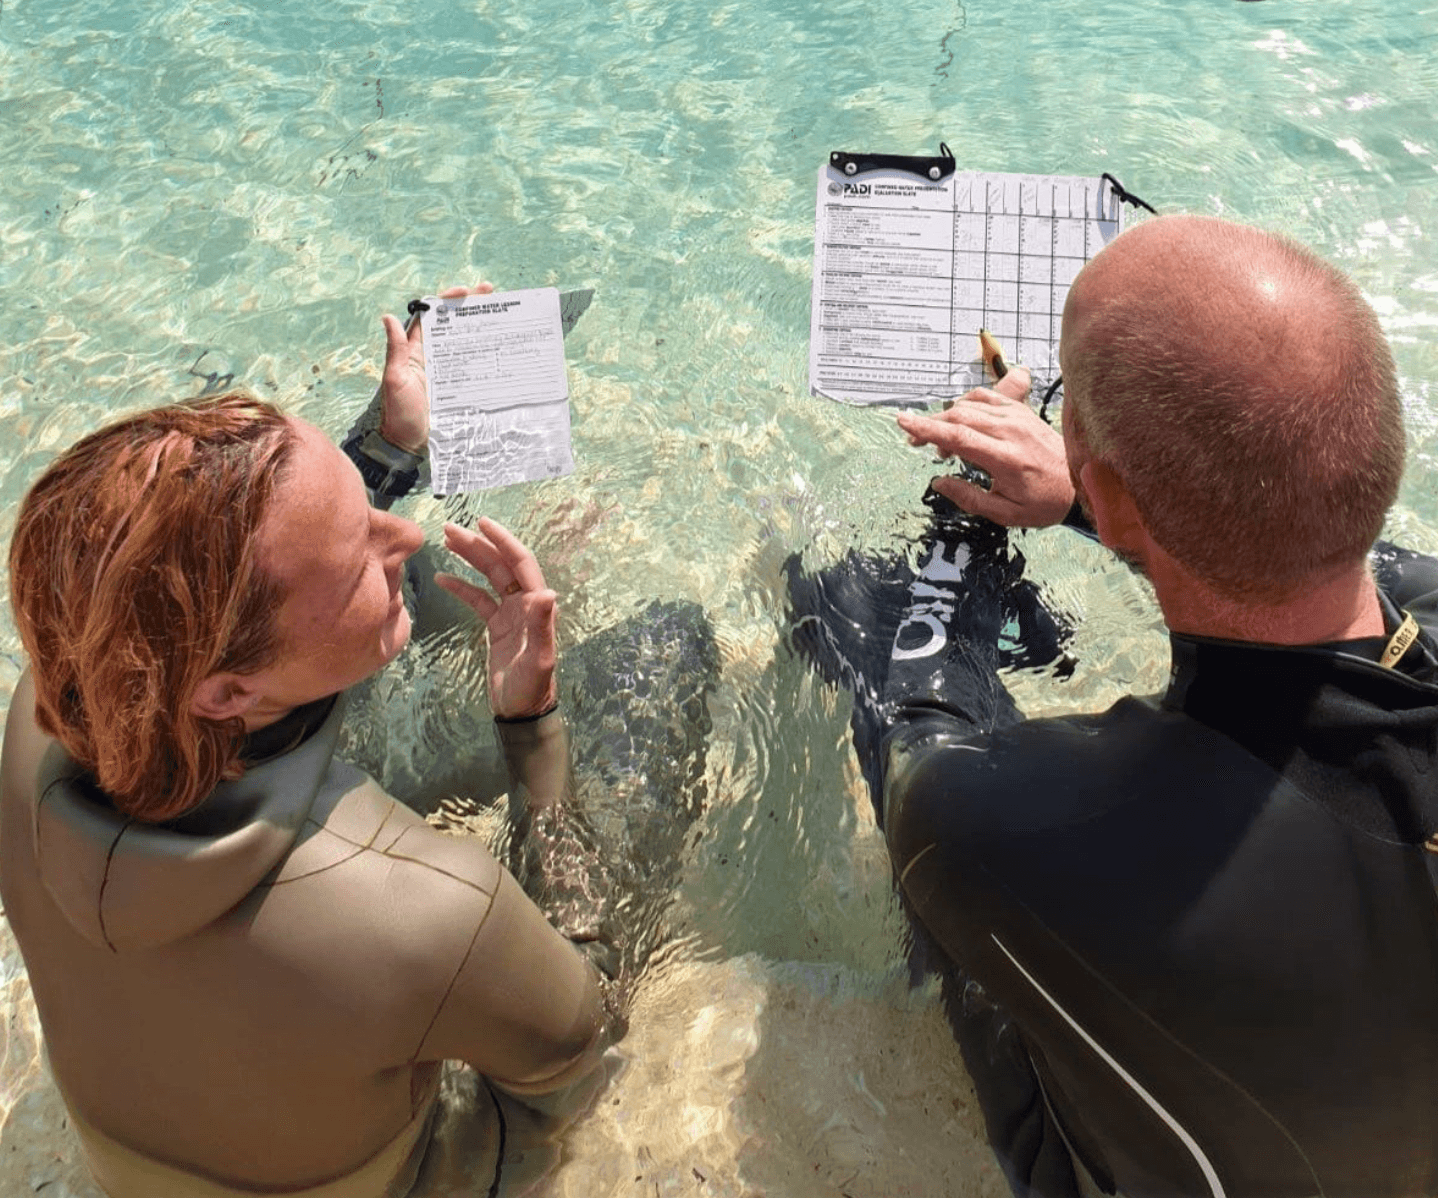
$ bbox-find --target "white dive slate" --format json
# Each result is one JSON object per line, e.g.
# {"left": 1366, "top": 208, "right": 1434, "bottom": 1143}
{"left": 810, "top": 158, "right": 1126, "bottom": 406}
{"left": 421, "top": 286, "right": 576, "bottom": 495}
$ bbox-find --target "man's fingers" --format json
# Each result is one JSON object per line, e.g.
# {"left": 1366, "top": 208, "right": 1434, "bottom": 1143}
{"left": 898, "top": 412, "right": 1012, "bottom": 469}
{"left": 929, "top": 475, "right": 1024, "bottom": 526}
{"left": 901, "top": 409, "right": 995, "bottom": 445}
{"left": 931, "top": 404, "right": 1033, "bottom": 441}
{"left": 897, "top": 410, "right": 958, "bottom": 448}
{"left": 993, "top": 364, "right": 1032, "bottom": 404}
{"left": 949, "top": 389, "right": 1007, "bottom": 409}
{"left": 442, "top": 522, "right": 505, "bottom": 584}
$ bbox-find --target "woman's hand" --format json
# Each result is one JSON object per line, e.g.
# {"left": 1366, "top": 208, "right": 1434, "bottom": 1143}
{"left": 434, "top": 517, "right": 559, "bottom": 719}
{"left": 378, "top": 282, "right": 495, "bottom": 454}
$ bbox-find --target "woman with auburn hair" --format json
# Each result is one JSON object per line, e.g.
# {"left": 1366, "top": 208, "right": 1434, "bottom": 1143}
{"left": 10, "top": 395, "right": 298, "bottom": 822}
{"left": 0, "top": 286, "right": 622, "bottom": 1197}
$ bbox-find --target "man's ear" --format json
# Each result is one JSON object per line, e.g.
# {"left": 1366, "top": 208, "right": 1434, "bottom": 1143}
{"left": 190, "top": 673, "right": 260, "bottom": 722}
{"left": 1078, "top": 460, "right": 1149, "bottom": 557}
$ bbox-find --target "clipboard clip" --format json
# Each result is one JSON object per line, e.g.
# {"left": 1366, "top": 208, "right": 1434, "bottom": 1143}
{"left": 1100, "top": 173, "right": 1157, "bottom": 215}
{"left": 829, "top": 142, "right": 956, "bottom": 183}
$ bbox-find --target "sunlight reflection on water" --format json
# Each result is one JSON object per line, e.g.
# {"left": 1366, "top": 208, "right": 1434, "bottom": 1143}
{"left": 1, "top": 0, "right": 1436, "bottom": 1192}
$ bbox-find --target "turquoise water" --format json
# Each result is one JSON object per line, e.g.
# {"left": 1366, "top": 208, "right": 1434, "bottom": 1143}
{"left": 2, "top": 0, "right": 1438, "bottom": 1192}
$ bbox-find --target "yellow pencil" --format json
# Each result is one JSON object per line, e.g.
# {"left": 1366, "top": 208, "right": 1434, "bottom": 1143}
{"left": 978, "top": 328, "right": 1008, "bottom": 381}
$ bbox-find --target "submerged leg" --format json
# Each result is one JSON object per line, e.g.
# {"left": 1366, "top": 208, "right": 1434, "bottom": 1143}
{"left": 787, "top": 494, "right": 1090, "bottom": 1198}
{"left": 786, "top": 490, "right": 1073, "bottom": 824}
{"left": 510, "top": 599, "right": 721, "bottom": 986}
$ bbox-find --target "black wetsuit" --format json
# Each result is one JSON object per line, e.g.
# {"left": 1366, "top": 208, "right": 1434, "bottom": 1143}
{"left": 789, "top": 502, "right": 1438, "bottom": 1198}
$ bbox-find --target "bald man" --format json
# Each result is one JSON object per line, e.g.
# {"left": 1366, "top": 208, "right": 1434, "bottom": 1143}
{"left": 800, "top": 217, "right": 1438, "bottom": 1197}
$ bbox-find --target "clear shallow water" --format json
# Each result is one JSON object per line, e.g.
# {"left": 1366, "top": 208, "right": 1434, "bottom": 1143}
{"left": 2, "top": 0, "right": 1437, "bottom": 1193}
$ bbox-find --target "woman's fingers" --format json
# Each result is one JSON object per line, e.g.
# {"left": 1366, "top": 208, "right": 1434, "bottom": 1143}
{"left": 478, "top": 517, "right": 547, "bottom": 589}
{"left": 433, "top": 569, "right": 560, "bottom": 638}
{"left": 521, "top": 591, "right": 559, "bottom": 670}
{"left": 436, "top": 281, "right": 495, "bottom": 299}
{"left": 444, "top": 519, "right": 546, "bottom": 588}
{"left": 381, "top": 312, "right": 409, "bottom": 359}
{"left": 433, "top": 571, "right": 499, "bottom": 621}
{"left": 441, "top": 517, "right": 549, "bottom": 600}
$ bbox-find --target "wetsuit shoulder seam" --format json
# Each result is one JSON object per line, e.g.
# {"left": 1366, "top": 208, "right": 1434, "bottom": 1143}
{"left": 409, "top": 886, "right": 502, "bottom": 1063}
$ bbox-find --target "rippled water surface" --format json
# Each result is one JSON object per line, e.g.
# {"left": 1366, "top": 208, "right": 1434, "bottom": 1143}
{"left": 2, "top": 0, "right": 1437, "bottom": 1193}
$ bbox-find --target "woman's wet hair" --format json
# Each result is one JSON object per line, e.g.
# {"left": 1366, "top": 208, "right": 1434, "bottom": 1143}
{"left": 9, "top": 394, "right": 298, "bottom": 821}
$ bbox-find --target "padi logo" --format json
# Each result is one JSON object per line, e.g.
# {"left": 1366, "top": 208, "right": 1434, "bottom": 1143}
{"left": 828, "top": 181, "right": 872, "bottom": 196}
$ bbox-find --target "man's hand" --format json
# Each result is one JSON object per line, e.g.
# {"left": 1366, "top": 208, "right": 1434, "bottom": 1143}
{"left": 434, "top": 517, "right": 559, "bottom": 719}
{"left": 896, "top": 365, "right": 1075, "bottom": 527}
{"left": 378, "top": 282, "right": 495, "bottom": 454}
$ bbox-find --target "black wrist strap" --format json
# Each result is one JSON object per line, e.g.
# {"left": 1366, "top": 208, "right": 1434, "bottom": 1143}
{"left": 341, "top": 428, "right": 422, "bottom": 507}
{"left": 494, "top": 701, "right": 561, "bottom": 725}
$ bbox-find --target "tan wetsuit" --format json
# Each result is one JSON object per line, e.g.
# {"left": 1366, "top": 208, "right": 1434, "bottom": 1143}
{"left": 0, "top": 670, "right": 608, "bottom": 1197}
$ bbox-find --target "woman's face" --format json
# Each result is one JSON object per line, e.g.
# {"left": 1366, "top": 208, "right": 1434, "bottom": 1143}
{"left": 240, "top": 418, "right": 425, "bottom": 725}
